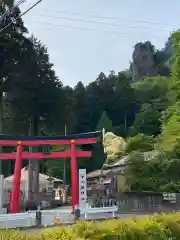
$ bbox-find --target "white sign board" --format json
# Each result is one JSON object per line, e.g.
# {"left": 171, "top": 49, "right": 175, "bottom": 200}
{"left": 79, "top": 169, "right": 87, "bottom": 210}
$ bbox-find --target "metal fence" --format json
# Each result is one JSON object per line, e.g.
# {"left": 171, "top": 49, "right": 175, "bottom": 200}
{"left": 0, "top": 212, "right": 36, "bottom": 228}
{"left": 0, "top": 206, "right": 118, "bottom": 229}
{"left": 88, "top": 192, "right": 180, "bottom": 213}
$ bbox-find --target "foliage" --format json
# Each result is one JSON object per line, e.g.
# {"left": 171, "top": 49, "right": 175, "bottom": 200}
{"left": 157, "top": 31, "right": 180, "bottom": 156}
{"left": 96, "top": 111, "right": 112, "bottom": 131}
{"left": 126, "top": 31, "right": 180, "bottom": 192}
{"left": 126, "top": 151, "right": 180, "bottom": 192}
{"left": 158, "top": 113, "right": 180, "bottom": 154}
{"left": 154, "top": 50, "right": 171, "bottom": 76}
{"left": 107, "top": 72, "right": 137, "bottom": 133}
{"left": 7, "top": 37, "right": 62, "bottom": 131}
{"left": 0, "top": 4, "right": 27, "bottom": 93}
{"left": 125, "top": 133, "right": 154, "bottom": 153}
{"left": 130, "top": 77, "right": 172, "bottom": 136}
{"left": 160, "top": 103, "right": 179, "bottom": 130}
{"left": 172, "top": 31, "right": 180, "bottom": 103}
{"left": 3, "top": 213, "right": 180, "bottom": 239}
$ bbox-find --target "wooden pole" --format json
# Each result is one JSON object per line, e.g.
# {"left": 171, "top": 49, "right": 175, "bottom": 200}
{"left": 10, "top": 141, "right": 23, "bottom": 213}
{"left": 70, "top": 140, "right": 78, "bottom": 212}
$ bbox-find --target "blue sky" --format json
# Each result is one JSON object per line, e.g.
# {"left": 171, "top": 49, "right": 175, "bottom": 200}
{"left": 21, "top": 0, "right": 179, "bottom": 86}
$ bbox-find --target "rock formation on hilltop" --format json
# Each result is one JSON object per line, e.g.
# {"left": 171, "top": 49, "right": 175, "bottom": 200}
{"left": 132, "top": 41, "right": 158, "bottom": 81}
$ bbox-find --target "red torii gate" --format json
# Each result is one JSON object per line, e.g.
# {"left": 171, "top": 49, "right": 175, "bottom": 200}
{"left": 0, "top": 131, "right": 100, "bottom": 214}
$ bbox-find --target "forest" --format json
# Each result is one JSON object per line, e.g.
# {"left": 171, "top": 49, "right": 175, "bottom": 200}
{"left": 1, "top": 1, "right": 180, "bottom": 192}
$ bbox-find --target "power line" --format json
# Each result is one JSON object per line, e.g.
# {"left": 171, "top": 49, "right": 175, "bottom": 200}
{"left": 28, "top": 13, "right": 174, "bottom": 33}
{"left": 0, "top": 0, "right": 25, "bottom": 21}
{"left": 28, "top": 20, "right": 169, "bottom": 37}
{"left": 0, "top": 0, "right": 42, "bottom": 34}
{"left": 37, "top": 8, "right": 179, "bottom": 28}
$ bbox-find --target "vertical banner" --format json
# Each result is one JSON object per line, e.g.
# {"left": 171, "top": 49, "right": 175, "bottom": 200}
{"left": 78, "top": 169, "right": 87, "bottom": 212}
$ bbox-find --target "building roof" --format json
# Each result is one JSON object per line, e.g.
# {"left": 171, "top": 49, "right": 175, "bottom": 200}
{"left": 87, "top": 169, "right": 111, "bottom": 179}
{"left": 103, "top": 151, "right": 160, "bottom": 169}
{"left": 4, "top": 167, "right": 63, "bottom": 183}
{"left": 103, "top": 156, "right": 129, "bottom": 169}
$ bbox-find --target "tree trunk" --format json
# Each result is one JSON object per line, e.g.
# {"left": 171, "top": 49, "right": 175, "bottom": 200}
{"left": 28, "top": 115, "right": 39, "bottom": 204}
{"left": 0, "top": 94, "right": 3, "bottom": 175}
{"left": 63, "top": 160, "right": 66, "bottom": 185}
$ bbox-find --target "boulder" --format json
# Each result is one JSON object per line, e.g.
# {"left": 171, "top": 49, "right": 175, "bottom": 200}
{"left": 103, "top": 132, "right": 126, "bottom": 163}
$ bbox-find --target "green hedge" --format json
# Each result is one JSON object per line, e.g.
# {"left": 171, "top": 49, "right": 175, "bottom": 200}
{"left": 1, "top": 212, "right": 180, "bottom": 239}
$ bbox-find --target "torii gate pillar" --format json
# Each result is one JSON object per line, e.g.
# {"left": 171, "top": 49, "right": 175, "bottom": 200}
{"left": 70, "top": 140, "right": 78, "bottom": 212}
{"left": 10, "top": 141, "right": 23, "bottom": 213}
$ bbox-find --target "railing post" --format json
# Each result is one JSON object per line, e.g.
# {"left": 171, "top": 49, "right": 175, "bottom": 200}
{"left": 70, "top": 140, "right": 78, "bottom": 213}
{"left": 36, "top": 209, "right": 42, "bottom": 227}
{"left": 10, "top": 141, "right": 23, "bottom": 213}
{"left": 74, "top": 205, "right": 80, "bottom": 221}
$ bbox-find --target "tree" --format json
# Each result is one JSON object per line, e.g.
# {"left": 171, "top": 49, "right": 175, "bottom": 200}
{"left": 172, "top": 31, "right": 180, "bottom": 103}
{"left": 158, "top": 113, "right": 180, "bottom": 154}
{"left": 73, "top": 81, "right": 89, "bottom": 132}
{"left": 154, "top": 50, "right": 171, "bottom": 76}
{"left": 130, "top": 103, "right": 161, "bottom": 136}
{"left": 157, "top": 31, "right": 180, "bottom": 156}
{"left": 7, "top": 37, "right": 62, "bottom": 134}
{"left": 160, "top": 103, "right": 179, "bottom": 131}
{"left": 126, "top": 151, "right": 180, "bottom": 192}
{"left": 96, "top": 111, "right": 112, "bottom": 131}
{"left": 74, "top": 72, "right": 114, "bottom": 133}
{"left": 107, "top": 72, "right": 137, "bottom": 135}
{"left": 5, "top": 36, "right": 64, "bottom": 200}
{"left": 125, "top": 133, "right": 154, "bottom": 154}
{"left": 58, "top": 86, "right": 76, "bottom": 134}
{"left": 0, "top": 3, "right": 28, "bottom": 173}
{"left": 130, "top": 77, "right": 172, "bottom": 136}
{"left": 126, "top": 151, "right": 158, "bottom": 191}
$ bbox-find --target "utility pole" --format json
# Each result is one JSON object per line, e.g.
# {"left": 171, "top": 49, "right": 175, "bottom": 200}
{"left": 100, "top": 128, "right": 106, "bottom": 184}
{"left": 63, "top": 124, "right": 67, "bottom": 185}
{"left": 124, "top": 115, "right": 127, "bottom": 133}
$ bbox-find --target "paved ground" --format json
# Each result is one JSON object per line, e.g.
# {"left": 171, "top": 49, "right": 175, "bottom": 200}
{"left": 24, "top": 206, "right": 145, "bottom": 233}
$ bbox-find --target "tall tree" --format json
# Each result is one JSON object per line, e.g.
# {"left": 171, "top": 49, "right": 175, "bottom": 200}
{"left": 6, "top": 36, "right": 63, "bottom": 200}
{"left": 107, "top": 72, "right": 137, "bottom": 135}
{"left": 158, "top": 31, "right": 180, "bottom": 156}
{"left": 130, "top": 77, "right": 172, "bottom": 136}
{"left": 96, "top": 111, "right": 112, "bottom": 131}
{"left": 0, "top": 2, "right": 27, "bottom": 173}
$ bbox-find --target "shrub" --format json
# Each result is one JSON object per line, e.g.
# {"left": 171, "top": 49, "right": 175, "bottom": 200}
{"left": 1, "top": 212, "right": 180, "bottom": 239}
{"left": 0, "top": 229, "right": 35, "bottom": 239}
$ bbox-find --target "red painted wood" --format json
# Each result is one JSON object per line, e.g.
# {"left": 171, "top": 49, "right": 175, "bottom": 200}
{"left": 0, "top": 140, "right": 18, "bottom": 146}
{"left": 70, "top": 141, "right": 78, "bottom": 213}
{"left": 75, "top": 137, "right": 97, "bottom": 145}
{"left": 10, "top": 144, "right": 23, "bottom": 213}
{"left": 0, "top": 153, "right": 16, "bottom": 159}
{"left": 0, "top": 137, "right": 97, "bottom": 146}
{"left": 76, "top": 150, "right": 92, "bottom": 157}
{"left": 0, "top": 150, "right": 92, "bottom": 160}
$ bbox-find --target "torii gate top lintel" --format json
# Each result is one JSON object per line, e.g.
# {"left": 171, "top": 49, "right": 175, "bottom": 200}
{"left": 0, "top": 131, "right": 101, "bottom": 146}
